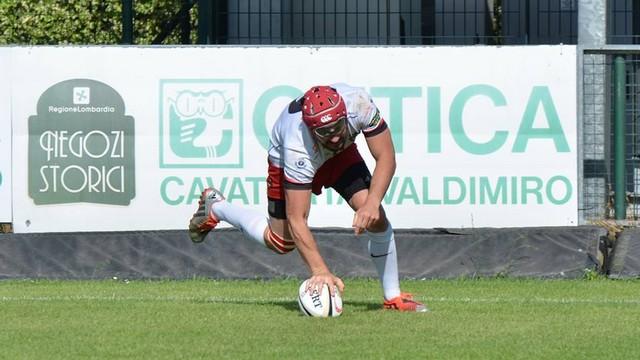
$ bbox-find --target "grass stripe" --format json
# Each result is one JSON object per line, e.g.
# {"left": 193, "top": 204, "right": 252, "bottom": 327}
{"left": 1, "top": 295, "right": 639, "bottom": 305}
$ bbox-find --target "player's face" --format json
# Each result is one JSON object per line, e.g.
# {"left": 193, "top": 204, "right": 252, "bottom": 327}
{"left": 313, "top": 117, "right": 348, "bottom": 151}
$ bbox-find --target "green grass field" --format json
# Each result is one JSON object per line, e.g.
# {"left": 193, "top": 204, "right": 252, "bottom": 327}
{"left": 1, "top": 278, "right": 639, "bottom": 359}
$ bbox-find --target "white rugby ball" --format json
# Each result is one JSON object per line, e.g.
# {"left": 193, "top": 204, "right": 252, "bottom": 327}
{"left": 297, "top": 279, "right": 343, "bottom": 317}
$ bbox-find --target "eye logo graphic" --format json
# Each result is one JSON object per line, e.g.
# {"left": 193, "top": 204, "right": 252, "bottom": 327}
{"left": 160, "top": 80, "right": 243, "bottom": 168}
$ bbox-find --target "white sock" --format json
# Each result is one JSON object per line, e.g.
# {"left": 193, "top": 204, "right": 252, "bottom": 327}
{"left": 367, "top": 224, "right": 401, "bottom": 301}
{"left": 210, "top": 201, "right": 268, "bottom": 247}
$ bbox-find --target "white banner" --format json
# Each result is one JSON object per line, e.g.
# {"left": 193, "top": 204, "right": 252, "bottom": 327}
{"left": 9, "top": 46, "right": 577, "bottom": 233}
{"left": 0, "top": 49, "right": 11, "bottom": 222}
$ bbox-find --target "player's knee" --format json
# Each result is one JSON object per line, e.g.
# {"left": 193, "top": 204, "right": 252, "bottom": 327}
{"left": 264, "top": 227, "right": 296, "bottom": 254}
{"left": 368, "top": 216, "right": 389, "bottom": 233}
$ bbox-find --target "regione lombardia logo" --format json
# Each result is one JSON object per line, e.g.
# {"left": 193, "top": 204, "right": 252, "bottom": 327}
{"left": 159, "top": 79, "right": 243, "bottom": 168}
{"left": 73, "top": 87, "right": 90, "bottom": 104}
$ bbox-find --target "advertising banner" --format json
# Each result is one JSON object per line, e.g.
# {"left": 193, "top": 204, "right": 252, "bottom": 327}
{"left": 0, "top": 49, "right": 11, "bottom": 222}
{"left": 9, "top": 46, "right": 577, "bottom": 232}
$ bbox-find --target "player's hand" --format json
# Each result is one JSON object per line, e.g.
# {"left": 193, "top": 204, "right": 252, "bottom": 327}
{"left": 352, "top": 201, "right": 380, "bottom": 235}
{"left": 306, "top": 272, "right": 344, "bottom": 296}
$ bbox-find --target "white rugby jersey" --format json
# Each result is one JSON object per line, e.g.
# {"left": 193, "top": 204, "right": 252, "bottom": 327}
{"left": 267, "top": 83, "right": 387, "bottom": 186}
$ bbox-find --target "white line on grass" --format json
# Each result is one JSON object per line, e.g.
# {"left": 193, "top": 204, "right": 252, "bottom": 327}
{"left": 424, "top": 296, "right": 640, "bottom": 305}
{"left": 1, "top": 295, "right": 639, "bottom": 305}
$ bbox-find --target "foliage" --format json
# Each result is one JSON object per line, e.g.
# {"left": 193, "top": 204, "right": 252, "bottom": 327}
{"left": 0, "top": 0, "right": 197, "bottom": 45}
{"left": 583, "top": 267, "right": 606, "bottom": 280}
{"left": 134, "top": 0, "right": 198, "bottom": 44}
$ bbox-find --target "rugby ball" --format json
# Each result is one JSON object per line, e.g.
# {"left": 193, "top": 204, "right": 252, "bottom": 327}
{"left": 297, "top": 279, "right": 343, "bottom": 317}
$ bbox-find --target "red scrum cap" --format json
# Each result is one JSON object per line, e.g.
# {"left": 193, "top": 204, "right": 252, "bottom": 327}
{"left": 301, "top": 86, "right": 347, "bottom": 129}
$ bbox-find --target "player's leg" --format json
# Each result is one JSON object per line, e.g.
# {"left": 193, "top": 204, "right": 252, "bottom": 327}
{"left": 318, "top": 148, "right": 399, "bottom": 301}
{"left": 188, "top": 160, "right": 296, "bottom": 254}
{"left": 323, "top": 150, "right": 402, "bottom": 301}
{"left": 188, "top": 187, "right": 269, "bottom": 246}
{"left": 331, "top": 160, "right": 427, "bottom": 312}
{"left": 262, "top": 160, "right": 297, "bottom": 254}
{"left": 348, "top": 188, "right": 427, "bottom": 312}
{"left": 346, "top": 187, "right": 401, "bottom": 301}
{"left": 263, "top": 197, "right": 297, "bottom": 254}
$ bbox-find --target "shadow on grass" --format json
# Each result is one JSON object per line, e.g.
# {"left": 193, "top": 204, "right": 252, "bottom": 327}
{"left": 195, "top": 298, "right": 381, "bottom": 313}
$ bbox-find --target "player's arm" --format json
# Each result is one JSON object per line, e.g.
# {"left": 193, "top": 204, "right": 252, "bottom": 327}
{"left": 285, "top": 187, "right": 344, "bottom": 294}
{"left": 353, "top": 127, "right": 396, "bottom": 234}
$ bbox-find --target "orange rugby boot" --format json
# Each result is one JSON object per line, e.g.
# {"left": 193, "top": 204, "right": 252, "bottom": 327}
{"left": 383, "top": 293, "right": 428, "bottom": 312}
{"left": 188, "top": 187, "right": 225, "bottom": 243}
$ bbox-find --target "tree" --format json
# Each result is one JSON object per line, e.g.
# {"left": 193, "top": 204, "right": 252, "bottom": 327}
{"left": 0, "top": 0, "right": 197, "bottom": 45}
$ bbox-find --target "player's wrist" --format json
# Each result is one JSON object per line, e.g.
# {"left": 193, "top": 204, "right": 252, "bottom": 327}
{"left": 365, "top": 196, "right": 382, "bottom": 208}
{"left": 310, "top": 266, "right": 331, "bottom": 276}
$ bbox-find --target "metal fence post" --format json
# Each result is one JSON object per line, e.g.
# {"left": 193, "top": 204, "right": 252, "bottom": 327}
{"left": 614, "top": 56, "right": 627, "bottom": 220}
{"left": 198, "top": 0, "right": 212, "bottom": 44}
{"left": 122, "top": 0, "right": 134, "bottom": 44}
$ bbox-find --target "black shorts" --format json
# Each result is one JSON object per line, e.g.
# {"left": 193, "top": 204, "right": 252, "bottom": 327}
{"left": 268, "top": 161, "right": 372, "bottom": 219}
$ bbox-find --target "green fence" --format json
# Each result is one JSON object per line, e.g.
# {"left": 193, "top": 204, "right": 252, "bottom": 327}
{"left": 582, "top": 48, "right": 640, "bottom": 223}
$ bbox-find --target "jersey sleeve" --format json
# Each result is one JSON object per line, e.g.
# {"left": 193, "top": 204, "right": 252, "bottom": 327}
{"left": 353, "top": 89, "right": 388, "bottom": 137}
{"left": 282, "top": 150, "right": 315, "bottom": 190}
{"left": 362, "top": 107, "right": 388, "bottom": 137}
